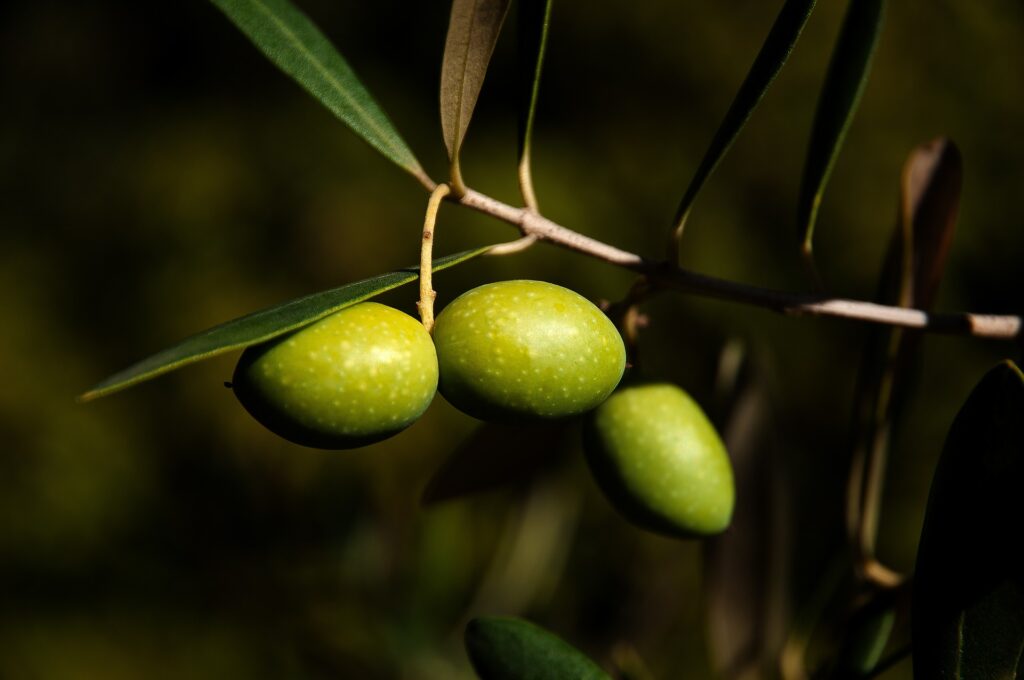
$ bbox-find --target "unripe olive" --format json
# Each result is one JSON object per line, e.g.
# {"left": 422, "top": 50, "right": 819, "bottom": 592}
{"left": 232, "top": 302, "right": 438, "bottom": 449}
{"left": 584, "top": 382, "right": 735, "bottom": 537}
{"left": 432, "top": 280, "right": 626, "bottom": 421}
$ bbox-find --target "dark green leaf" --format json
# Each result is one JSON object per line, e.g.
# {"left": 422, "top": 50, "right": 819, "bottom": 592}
{"left": 798, "top": 0, "right": 885, "bottom": 254}
{"left": 672, "top": 0, "right": 817, "bottom": 232}
{"left": 210, "top": 0, "right": 426, "bottom": 181}
{"left": 421, "top": 420, "right": 571, "bottom": 505}
{"left": 517, "top": 0, "right": 553, "bottom": 161}
{"left": 441, "top": 0, "right": 512, "bottom": 161}
{"left": 912, "top": 361, "right": 1024, "bottom": 679}
{"left": 80, "top": 248, "right": 489, "bottom": 402}
{"left": 465, "top": 616, "right": 611, "bottom": 680}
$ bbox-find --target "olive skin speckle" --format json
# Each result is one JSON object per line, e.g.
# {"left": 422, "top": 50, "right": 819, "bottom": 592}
{"left": 232, "top": 302, "right": 438, "bottom": 449}
{"left": 433, "top": 280, "right": 626, "bottom": 421}
{"left": 583, "top": 382, "right": 735, "bottom": 538}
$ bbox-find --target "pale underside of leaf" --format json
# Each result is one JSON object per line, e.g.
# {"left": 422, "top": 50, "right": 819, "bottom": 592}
{"left": 210, "top": 0, "right": 424, "bottom": 178}
{"left": 441, "top": 0, "right": 512, "bottom": 159}
{"left": 80, "top": 248, "right": 489, "bottom": 402}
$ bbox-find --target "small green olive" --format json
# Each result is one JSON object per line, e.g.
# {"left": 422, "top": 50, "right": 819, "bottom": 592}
{"left": 232, "top": 302, "right": 438, "bottom": 449}
{"left": 432, "top": 280, "right": 626, "bottom": 421}
{"left": 584, "top": 382, "right": 735, "bottom": 537}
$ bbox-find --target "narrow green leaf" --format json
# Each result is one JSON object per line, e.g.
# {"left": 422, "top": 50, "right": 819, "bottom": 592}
{"left": 465, "top": 616, "right": 611, "bottom": 680}
{"left": 798, "top": 0, "right": 885, "bottom": 254}
{"left": 912, "top": 361, "right": 1024, "bottom": 679}
{"left": 517, "top": 0, "right": 553, "bottom": 161}
{"left": 80, "top": 248, "right": 489, "bottom": 402}
{"left": 672, "top": 0, "right": 817, "bottom": 232}
{"left": 210, "top": 0, "right": 426, "bottom": 181}
{"left": 421, "top": 420, "right": 571, "bottom": 505}
{"left": 441, "top": 0, "right": 512, "bottom": 161}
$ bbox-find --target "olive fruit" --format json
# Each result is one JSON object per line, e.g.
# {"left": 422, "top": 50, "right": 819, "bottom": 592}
{"left": 432, "top": 280, "right": 626, "bottom": 421}
{"left": 232, "top": 302, "right": 438, "bottom": 449}
{"left": 584, "top": 382, "right": 735, "bottom": 537}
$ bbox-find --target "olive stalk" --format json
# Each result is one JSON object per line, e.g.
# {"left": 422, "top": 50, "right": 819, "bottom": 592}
{"left": 418, "top": 183, "right": 452, "bottom": 333}
{"left": 603, "top": 277, "right": 656, "bottom": 369}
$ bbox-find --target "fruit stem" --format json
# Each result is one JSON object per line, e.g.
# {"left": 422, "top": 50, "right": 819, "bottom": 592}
{"left": 419, "top": 183, "right": 452, "bottom": 333}
{"left": 607, "top": 277, "right": 656, "bottom": 369}
{"left": 486, "top": 234, "right": 538, "bottom": 256}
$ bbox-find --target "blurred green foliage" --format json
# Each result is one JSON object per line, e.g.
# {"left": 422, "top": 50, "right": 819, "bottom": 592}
{"left": 1, "top": 1, "right": 1022, "bottom": 678}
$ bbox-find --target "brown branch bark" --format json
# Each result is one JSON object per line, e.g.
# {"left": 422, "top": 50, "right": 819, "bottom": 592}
{"left": 456, "top": 188, "right": 1022, "bottom": 340}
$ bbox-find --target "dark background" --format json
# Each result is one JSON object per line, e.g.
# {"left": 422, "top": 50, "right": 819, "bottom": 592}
{"left": 2, "top": 1, "right": 1022, "bottom": 677}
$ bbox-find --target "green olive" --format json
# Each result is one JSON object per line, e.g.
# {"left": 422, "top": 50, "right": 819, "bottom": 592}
{"left": 584, "top": 382, "right": 734, "bottom": 537}
{"left": 432, "top": 280, "right": 626, "bottom": 421}
{"left": 232, "top": 302, "right": 438, "bottom": 449}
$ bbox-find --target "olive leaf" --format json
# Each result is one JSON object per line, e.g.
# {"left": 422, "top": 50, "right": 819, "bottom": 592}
{"left": 912, "top": 361, "right": 1024, "bottom": 679}
{"left": 516, "top": 0, "right": 553, "bottom": 207}
{"left": 421, "top": 420, "right": 572, "bottom": 505}
{"left": 79, "top": 248, "right": 490, "bottom": 402}
{"left": 798, "top": 0, "right": 886, "bottom": 257}
{"left": 672, "top": 0, "right": 817, "bottom": 235}
{"left": 209, "top": 0, "right": 427, "bottom": 182}
{"left": 441, "top": 0, "right": 512, "bottom": 163}
{"left": 465, "top": 616, "right": 611, "bottom": 680}
{"left": 848, "top": 139, "right": 962, "bottom": 549}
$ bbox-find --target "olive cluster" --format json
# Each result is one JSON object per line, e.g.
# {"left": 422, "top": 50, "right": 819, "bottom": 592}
{"left": 232, "top": 280, "right": 734, "bottom": 537}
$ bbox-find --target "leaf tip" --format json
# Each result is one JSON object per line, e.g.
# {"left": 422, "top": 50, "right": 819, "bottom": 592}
{"left": 77, "top": 384, "right": 114, "bottom": 404}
